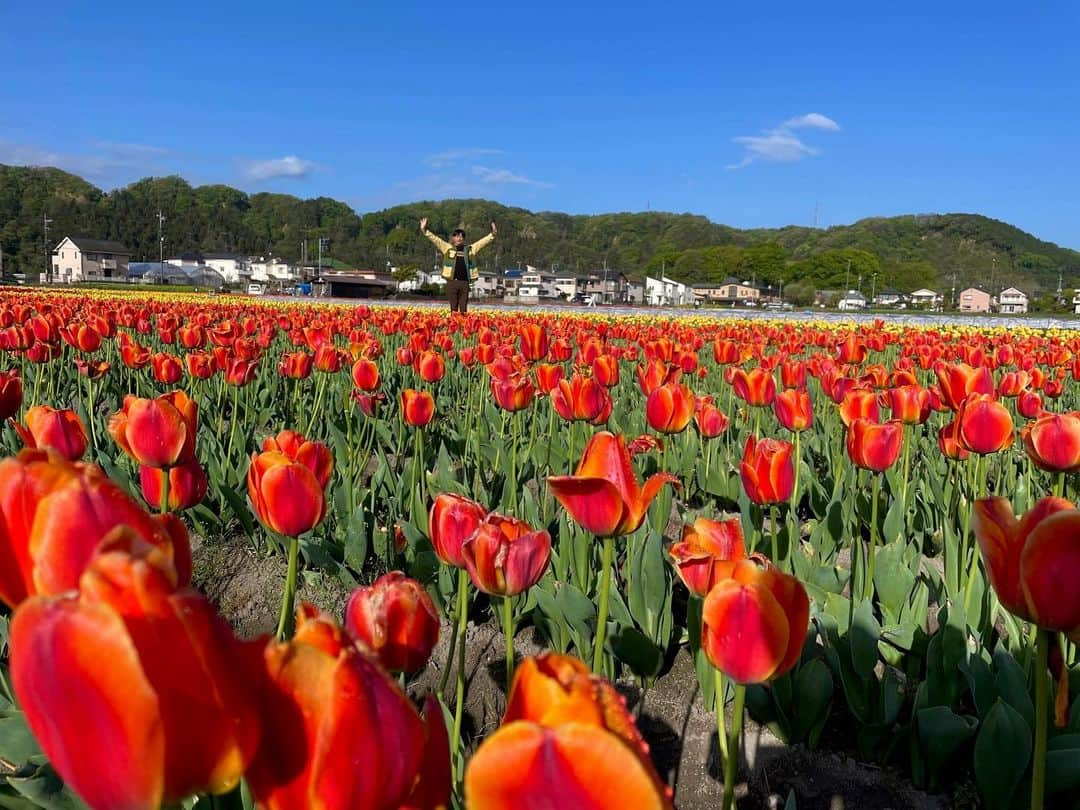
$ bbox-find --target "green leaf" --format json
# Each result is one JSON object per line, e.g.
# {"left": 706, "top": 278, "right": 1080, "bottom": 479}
{"left": 792, "top": 658, "right": 834, "bottom": 747}
{"left": 974, "top": 699, "right": 1032, "bottom": 810}
{"left": 873, "top": 541, "right": 915, "bottom": 617}
{"left": 0, "top": 713, "right": 43, "bottom": 765}
{"left": 917, "top": 706, "right": 978, "bottom": 786}
{"left": 610, "top": 625, "right": 663, "bottom": 679}
{"left": 850, "top": 598, "right": 881, "bottom": 679}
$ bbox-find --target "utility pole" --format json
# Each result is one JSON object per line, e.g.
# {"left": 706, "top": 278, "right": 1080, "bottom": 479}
{"left": 871, "top": 272, "right": 877, "bottom": 305}
{"left": 951, "top": 272, "right": 957, "bottom": 308}
{"left": 1057, "top": 270, "right": 1064, "bottom": 303}
{"left": 43, "top": 213, "right": 53, "bottom": 283}
{"left": 990, "top": 257, "right": 996, "bottom": 297}
{"left": 157, "top": 210, "right": 165, "bottom": 267}
{"left": 844, "top": 259, "right": 851, "bottom": 293}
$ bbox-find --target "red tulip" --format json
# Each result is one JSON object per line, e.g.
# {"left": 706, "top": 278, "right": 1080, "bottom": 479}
{"left": 247, "top": 604, "right": 433, "bottom": 810}
{"left": 551, "top": 374, "right": 610, "bottom": 423}
{"left": 694, "top": 398, "right": 729, "bottom": 438}
{"left": 140, "top": 459, "right": 209, "bottom": 511}
{"left": 642, "top": 381, "right": 692, "bottom": 434}
{"left": 1019, "top": 389, "right": 1045, "bottom": 419}
{"left": 344, "top": 571, "right": 440, "bottom": 673}
{"left": 462, "top": 513, "right": 552, "bottom": 596}
{"left": 417, "top": 350, "right": 446, "bottom": 383}
{"left": 839, "top": 388, "right": 880, "bottom": 427}
{"left": 669, "top": 517, "right": 747, "bottom": 597}
{"left": 884, "top": 384, "right": 931, "bottom": 425}
{"left": 10, "top": 541, "right": 258, "bottom": 810}
{"left": 58, "top": 323, "right": 102, "bottom": 353}
{"left": 957, "top": 393, "right": 1014, "bottom": 454}
{"left": 465, "top": 653, "right": 673, "bottom": 809}
{"left": 548, "top": 432, "right": 677, "bottom": 537}
{"left": 591, "top": 355, "right": 620, "bottom": 388}
{"left": 636, "top": 358, "right": 680, "bottom": 395}
{"left": 401, "top": 389, "right": 435, "bottom": 427}
{"left": 279, "top": 351, "right": 313, "bottom": 379}
{"left": 730, "top": 367, "right": 776, "bottom": 407}
{"left": 846, "top": 418, "right": 903, "bottom": 471}
{"left": 74, "top": 358, "right": 111, "bottom": 379}
{"left": 1020, "top": 412, "right": 1080, "bottom": 473}
{"left": 938, "top": 420, "right": 970, "bottom": 461}
{"left": 185, "top": 352, "right": 217, "bottom": 380}
{"left": 533, "top": 362, "right": 565, "bottom": 393}
{"left": 351, "top": 358, "right": 380, "bottom": 391}
{"left": 702, "top": 558, "right": 809, "bottom": 683}
{"left": 773, "top": 388, "right": 813, "bottom": 432}
{"left": 108, "top": 390, "right": 198, "bottom": 469}
{"left": 313, "top": 343, "right": 344, "bottom": 373}
{"left": 150, "top": 352, "right": 184, "bottom": 385}
{"left": 936, "top": 362, "right": 994, "bottom": 410}
{"left": 247, "top": 442, "right": 329, "bottom": 538}
{"left": 0, "top": 370, "right": 22, "bottom": 421}
{"left": 519, "top": 324, "right": 549, "bottom": 361}
{"left": 429, "top": 492, "right": 488, "bottom": 568}
{"left": 740, "top": 436, "right": 794, "bottom": 505}
{"left": 490, "top": 373, "right": 536, "bottom": 412}
{"left": 352, "top": 390, "right": 387, "bottom": 417}
{"left": 224, "top": 357, "right": 258, "bottom": 386}
{"left": 12, "top": 405, "right": 88, "bottom": 460}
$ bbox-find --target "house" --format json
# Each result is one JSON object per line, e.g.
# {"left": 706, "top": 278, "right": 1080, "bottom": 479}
{"left": 554, "top": 274, "right": 588, "bottom": 300}
{"left": 519, "top": 271, "right": 558, "bottom": 299}
{"left": 873, "top": 288, "right": 904, "bottom": 307}
{"left": 249, "top": 256, "right": 296, "bottom": 282}
{"left": 472, "top": 271, "right": 503, "bottom": 299}
{"left": 49, "top": 237, "right": 132, "bottom": 283}
{"left": 320, "top": 270, "right": 394, "bottom": 299}
{"left": 837, "top": 290, "right": 868, "bottom": 311}
{"left": 585, "top": 271, "right": 629, "bottom": 304}
{"left": 645, "top": 275, "right": 691, "bottom": 307}
{"left": 397, "top": 269, "right": 446, "bottom": 292}
{"left": 626, "top": 277, "right": 646, "bottom": 305}
{"left": 909, "top": 288, "right": 943, "bottom": 310}
{"left": 998, "top": 287, "right": 1029, "bottom": 314}
{"left": 502, "top": 269, "right": 524, "bottom": 296}
{"left": 202, "top": 253, "right": 250, "bottom": 284}
{"left": 692, "top": 278, "right": 761, "bottom": 305}
{"left": 958, "top": 287, "right": 992, "bottom": 313}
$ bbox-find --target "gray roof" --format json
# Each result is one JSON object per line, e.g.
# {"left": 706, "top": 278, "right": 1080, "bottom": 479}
{"left": 65, "top": 237, "right": 131, "bottom": 255}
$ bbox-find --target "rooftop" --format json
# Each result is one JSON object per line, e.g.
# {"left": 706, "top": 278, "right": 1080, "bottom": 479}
{"left": 62, "top": 236, "right": 132, "bottom": 255}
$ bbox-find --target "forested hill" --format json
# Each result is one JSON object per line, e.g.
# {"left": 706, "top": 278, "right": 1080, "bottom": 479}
{"left": 2, "top": 164, "right": 1078, "bottom": 297}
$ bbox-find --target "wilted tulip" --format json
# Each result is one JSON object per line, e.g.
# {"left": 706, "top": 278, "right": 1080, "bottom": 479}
{"left": 465, "top": 653, "right": 673, "bottom": 810}
{"left": 108, "top": 390, "right": 198, "bottom": 469}
{"left": 669, "top": 517, "right": 747, "bottom": 597}
{"left": 12, "top": 405, "right": 88, "bottom": 460}
{"left": 429, "top": 492, "right": 487, "bottom": 568}
{"left": 10, "top": 541, "right": 258, "bottom": 810}
{"left": 740, "top": 436, "right": 794, "bottom": 505}
{"left": 344, "top": 571, "right": 440, "bottom": 673}
{"left": 462, "top": 513, "right": 552, "bottom": 596}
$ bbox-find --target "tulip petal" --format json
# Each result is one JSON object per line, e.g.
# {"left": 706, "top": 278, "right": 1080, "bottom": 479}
{"left": 465, "top": 721, "right": 671, "bottom": 810}
{"left": 258, "top": 462, "right": 326, "bottom": 538}
{"left": 972, "top": 497, "right": 1031, "bottom": 620}
{"left": 547, "top": 476, "right": 626, "bottom": 537}
{"left": 702, "top": 577, "right": 789, "bottom": 684}
{"left": 10, "top": 596, "right": 165, "bottom": 810}
{"left": 573, "top": 432, "right": 640, "bottom": 505}
{"left": 1020, "top": 510, "right": 1080, "bottom": 634}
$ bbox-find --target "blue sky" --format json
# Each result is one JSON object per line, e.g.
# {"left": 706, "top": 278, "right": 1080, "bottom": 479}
{"left": 1, "top": 2, "right": 1077, "bottom": 247}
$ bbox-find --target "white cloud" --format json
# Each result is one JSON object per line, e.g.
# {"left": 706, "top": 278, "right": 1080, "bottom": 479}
{"left": 472, "top": 165, "right": 553, "bottom": 188}
{"left": 425, "top": 147, "right": 504, "bottom": 168}
{"left": 726, "top": 112, "right": 840, "bottom": 170}
{"left": 243, "top": 155, "right": 315, "bottom": 181}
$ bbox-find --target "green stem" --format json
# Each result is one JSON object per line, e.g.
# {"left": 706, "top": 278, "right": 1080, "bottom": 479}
{"left": 866, "top": 474, "right": 880, "bottom": 601}
{"left": 714, "top": 668, "right": 729, "bottom": 762}
{"left": 275, "top": 535, "right": 300, "bottom": 641}
{"left": 593, "top": 535, "right": 615, "bottom": 673}
{"left": 160, "top": 467, "right": 170, "bottom": 515}
{"left": 1032, "top": 628, "right": 1048, "bottom": 810}
{"left": 791, "top": 430, "right": 801, "bottom": 513}
{"left": 900, "top": 425, "right": 912, "bottom": 519}
{"left": 451, "top": 567, "right": 470, "bottom": 772}
{"left": 770, "top": 505, "right": 780, "bottom": 566}
{"left": 722, "top": 683, "right": 746, "bottom": 810}
{"left": 226, "top": 383, "right": 240, "bottom": 463}
{"left": 1054, "top": 472, "right": 1065, "bottom": 500}
{"left": 85, "top": 376, "right": 97, "bottom": 456}
{"left": 502, "top": 594, "right": 515, "bottom": 687}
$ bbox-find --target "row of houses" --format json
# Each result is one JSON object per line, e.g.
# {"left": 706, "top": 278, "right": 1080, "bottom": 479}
{"left": 835, "top": 286, "right": 1031, "bottom": 314}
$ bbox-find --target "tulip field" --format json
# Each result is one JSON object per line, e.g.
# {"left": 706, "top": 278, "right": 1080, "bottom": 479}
{"left": 2, "top": 288, "right": 1080, "bottom": 809}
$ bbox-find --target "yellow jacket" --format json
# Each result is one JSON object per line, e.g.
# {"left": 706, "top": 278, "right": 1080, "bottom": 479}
{"left": 423, "top": 229, "right": 495, "bottom": 282}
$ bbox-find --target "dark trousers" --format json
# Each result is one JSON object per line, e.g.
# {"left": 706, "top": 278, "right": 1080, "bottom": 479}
{"left": 446, "top": 279, "right": 470, "bottom": 313}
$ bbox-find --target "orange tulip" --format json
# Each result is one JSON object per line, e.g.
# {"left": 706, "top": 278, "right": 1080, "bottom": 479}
{"left": 694, "top": 397, "right": 729, "bottom": 438}
{"left": 401, "top": 389, "right": 435, "bottom": 427}
{"left": 246, "top": 604, "right": 435, "bottom": 810}
{"left": 938, "top": 420, "right": 970, "bottom": 461}
{"left": 591, "top": 354, "right": 620, "bottom": 387}
{"left": 313, "top": 343, "right": 344, "bottom": 373}
{"left": 533, "top": 362, "right": 565, "bottom": 393}
{"left": 417, "top": 350, "right": 446, "bottom": 383}
{"left": 490, "top": 373, "right": 536, "bottom": 412}
{"left": 935, "top": 362, "right": 994, "bottom": 410}
{"left": 701, "top": 558, "right": 809, "bottom": 684}
{"left": 279, "top": 350, "right": 313, "bottom": 379}
{"left": 344, "top": 571, "right": 440, "bottom": 673}
{"left": 462, "top": 513, "right": 552, "bottom": 596}
{"left": 669, "top": 517, "right": 747, "bottom": 598}
{"left": 519, "top": 324, "right": 549, "bottom": 361}
{"left": 465, "top": 653, "right": 673, "bottom": 810}
{"left": 839, "top": 387, "right": 879, "bottom": 427}
{"left": 740, "top": 436, "right": 794, "bottom": 505}
{"left": 846, "top": 418, "right": 903, "bottom": 472}
{"left": 10, "top": 540, "right": 258, "bottom": 810}
{"left": 635, "top": 358, "right": 679, "bottom": 395}
{"left": 773, "top": 388, "right": 813, "bottom": 432}
{"left": 548, "top": 432, "right": 677, "bottom": 538}
{"left": 730, "top": 367, "right": 776, "bottom": 407}
{"left": 884, "top": 384, "right": 931, "bottom": 425}
{"left": 150, "top": 352, "right": 183, "bottom": 385}
{"left": 429, "top": 492, "right": 487, "bottom": 568}
{"left": 248, "top": 447, "right": 329, "bottom": 538}
{"left": 12, "top": 405, "right": 88, "bottom": 460}
{"left": 973, "top": 497, "right": 1080, "bottom": 638}
{"left": 1019, "top": 389, "right": 1045, "bottom": 419}
{"left": 1022, "top": 412, "right": 1080, "bottom": 473}
{"left": 957, "top": 393, "right": 1014, "bottom": 454}
{"left": 224, "top": 357, "right": 258, "bottom": 386}
{"left": 351, "top": 358, "right": 380, "bottom": 391}
{"left": 645, "top": 382, "right": 695, "bottom": 434}
{"left": 551, "top": 374, "right": 610, "bottom": 423}
{"left": 185, "top": 351, "right": 217, "bottom": 380}
{"left": 58, "top": 322, "right": 103, "bottom": 353}
{"left": 140, "top": 459, "right": 208, "bottom": 511}
{"left": 109, "top": 390, "right": 198, "bottom": 469}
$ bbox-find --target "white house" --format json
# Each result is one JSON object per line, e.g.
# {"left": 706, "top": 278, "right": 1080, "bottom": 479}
{"left": 50, "top": 237, "right": 132, "bottom": 283}
{"left": 202, "top": 253, "right": 250, "bottom": 284}
{"left": 520, "top": 271, "right": 559, "bottom": 299}
{"left": 554, "top": 274, "right": 588, "bottom": 300}
{"left": 397, "top": 269, "right": 446, "bottom": 292}
{"left": 837, "top": 290, "right": 868, "bottom": 310}
{"left": 249, "top": 256, "right": 296, "bottom": 282}
{"left": 645, "top": 275, "right": 691, "bottom": 307}
{"left": 909, "top": 288, "right": 943, "bottom": 309}
{"left": 472, "top": 271, "right": 502, "bottom": 298}
{"left": 873, "top": 288, "right": 904, "bottom": 307}
{"left": 998, "top": 287, "right": 1029, "bottom": 314}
